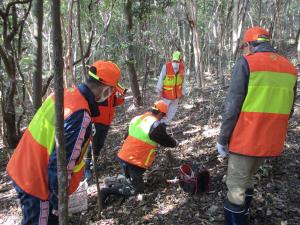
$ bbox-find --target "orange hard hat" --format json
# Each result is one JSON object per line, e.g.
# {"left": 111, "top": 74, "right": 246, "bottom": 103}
{"left": 89, "top": 61, "right": 122, "bottom": 91}
{"left": 153, "top": 100, "right": 168, "bottom": 114}
{"left": 242, "top": 26, "right": 270, "bottom": 43}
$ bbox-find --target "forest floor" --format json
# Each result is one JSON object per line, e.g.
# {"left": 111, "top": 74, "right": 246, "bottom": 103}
{"left": 0, "top": 77, "right": 299, "bottom": 225}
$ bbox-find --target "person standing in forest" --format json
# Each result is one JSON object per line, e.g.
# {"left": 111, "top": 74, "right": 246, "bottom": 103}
{"left": 6, "top": 60, "right": 122, "bottom": 225}
{"left": 84, "top": 85, "right": 126, "bottom": 182}
{"left": 156, "top": 51, "right": 187, "bottom": 125}
{"left": 216, "top": 26, "right": 298, "bottom": 225}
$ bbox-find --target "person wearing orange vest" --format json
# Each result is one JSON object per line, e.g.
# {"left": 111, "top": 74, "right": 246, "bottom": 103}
{"left": 99, "top": 101, "right": 178, "bottom": 205}
{"left": 84, "top": 87, "right": 126, "bottom": 182}
{"left": 6, "top": 60, "right": 122, "bottom": 225}
{"left": 156, "top": 51, "right": 187, "bottom": 125}
{"left": 216, "top": 27, "right": 298, "bottom": 225}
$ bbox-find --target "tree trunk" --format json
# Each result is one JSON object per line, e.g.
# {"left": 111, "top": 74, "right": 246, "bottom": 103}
{"left": 233, "top": 0, "right": 249, "bottom": 60}
{"left": 0, "top": 1, "right": 32, "bottom": 148}
{"left": 51, "top": 0, "right": 68, "bottom": 224}
{"left": 231, "top": 0, "right": 249, "bottom": 60}
{"left": 0, "top": 41, "right": 18, "bottom": 148}
{"left": 32, "top": 0, "right": 43, "bottom": 112}
{"left": 297, "top": 29, "right": 300, "bottom": 67}
{"left": 232, "top": 0, "right": 239, "bottom": 58}
{"left": 124, "top": 0, "right": 142, "bottom": 106}
{"left": 270, "top": 0, "right": 282, "bottom": 47}
{"left": 3, "top": 71, "right": 18, "bottom": 148}
{"left": 218, "top": 15, "right": 224, "bottom": 85}
{"left": 76, "top": 0, "right": 87, "bottom": 77}
{"left": 185, "top": 0, "right": 203, "bottom": 87}
{"left": 64, "top": 0, "right": 74, "bottom": 87}
{"left": 141, "top": 19, "right": 150, "bottom": 103}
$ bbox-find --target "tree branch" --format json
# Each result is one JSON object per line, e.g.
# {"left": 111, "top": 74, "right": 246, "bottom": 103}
{"left": 73, "top": 29, "right": 94, "bottom": 66}
{"left": 17, "top": 0, "right": 32, "bottom": 57}
{"left": 6, "top": 0, "right": 32, "bottom": 42}
{"left": 0, "top": 45, "right": 10, "bottom": 72}
{"left": 5, "top": 0, "right": 32, "bottom": 16}
{"left": 42, "top": 75, "right": 54, "bottom": 97}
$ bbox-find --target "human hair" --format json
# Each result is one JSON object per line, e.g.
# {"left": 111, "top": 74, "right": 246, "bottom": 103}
{"left": 89, "top": 66, "right": 97, "bottom": 74}
{"left": 150, "top": 108, "right": 159, "bottom": 115}
{"left": 150, "top": 108, "right": 166, "bottom": 117}
{"left": 249, "top": 40, "right": 270, "bottom": 48}
{"left": 85, "top": 66, "right": 105, "bottom": 89}
{"left": 85, "top": 74, "right": 107, "bottom": 92}
{"left": 85, "top": 76, "right": 103, "bottom": 89}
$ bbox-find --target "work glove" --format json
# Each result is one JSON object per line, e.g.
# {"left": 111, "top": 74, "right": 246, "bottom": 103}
{"left": 216, "top": 142, "right": 229, "bottom": 157}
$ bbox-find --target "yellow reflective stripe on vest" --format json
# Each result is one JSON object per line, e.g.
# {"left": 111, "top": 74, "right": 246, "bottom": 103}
{"left": 73, "top": 160, "right": 85, "bottom": 173}
{"left": 129, "top": 115, "right": 157, "bottom": 146}
{"left": 242, "top": 71, "right": 296, "bottom": 114}
{"left": 144, "top": 149, "right": 155, "bottom": 166}
{"left": 163, "top": 87, "right": 174, "bottom": 90}
{"left": 28, "top": 97, "right": 55, "bottom": 155}
{"left": 74, "top": 135, "right": 91, "bottom": 173}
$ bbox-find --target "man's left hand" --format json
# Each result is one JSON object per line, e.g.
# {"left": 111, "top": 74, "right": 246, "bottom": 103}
{"left": 216, "top": 142, "right": 229, "bottom": 157}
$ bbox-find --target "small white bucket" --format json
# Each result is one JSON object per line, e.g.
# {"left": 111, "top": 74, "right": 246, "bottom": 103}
{"left": 68, "top": 180, "right": 88, "bottom": 214}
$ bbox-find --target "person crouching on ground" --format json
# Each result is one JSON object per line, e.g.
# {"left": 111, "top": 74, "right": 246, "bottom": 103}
{"left": 100, "top": 100, "right": 178, "bottom": 204}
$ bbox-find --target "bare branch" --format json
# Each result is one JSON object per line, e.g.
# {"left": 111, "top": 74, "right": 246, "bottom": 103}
{"left": 42, "top": 75, "right": 54, "bottom": 97}
{"left": 0, "top": 45, "right": 10, "bottom": 72}
{"left": 73, "top": 29, "right": 94, "bottom": 66}
{"left": 6, "top": 0, "right": 32, "bottom": 42}
{"left": 5, "top": 0, "right": 31, "bottom": 17}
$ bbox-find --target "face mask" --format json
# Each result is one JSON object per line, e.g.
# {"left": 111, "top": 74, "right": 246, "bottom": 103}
{"left": 95, "top": 86, "right": 113, "bottom": 103}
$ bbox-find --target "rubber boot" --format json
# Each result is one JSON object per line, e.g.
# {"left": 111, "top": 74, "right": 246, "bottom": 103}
{"left": 224, "top": 200, "right": 246, "bottom": 225}
{"left": 244, "top": 189, "right": 254, "bottom": 225}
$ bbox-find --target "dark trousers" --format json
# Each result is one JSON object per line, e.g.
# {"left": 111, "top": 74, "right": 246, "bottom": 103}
{"left": 117, "top": 157, "right": 146, "bottom": 193}
{"left": 86, "top": 124, "right": 109, "bottom": 165}
{"left": 13, "top": 182, "right": 58, "bottom": 225}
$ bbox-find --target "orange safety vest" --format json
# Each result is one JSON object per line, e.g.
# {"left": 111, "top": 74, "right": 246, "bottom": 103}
{"left": 7, "top": 87, "right": 91, "bottom": 200}
{"left": 229, "top": 52, "right": 297, "bottom": 157}
{"left": 162, "top": 61, "right": 184, "bottom": 99}
{"left": 117, "top": 112, "right": 158, "bottom": 169}
{"left": 92, "top": 91, "right": 124, "bottom": 126}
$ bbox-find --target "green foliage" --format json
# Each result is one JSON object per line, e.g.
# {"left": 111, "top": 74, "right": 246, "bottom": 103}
{"left": 20, "top": 56, "right": 32, "bottom": 65}
{"left": 132, "top": 0, "right": 176, "bottom": 20}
